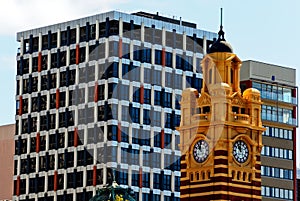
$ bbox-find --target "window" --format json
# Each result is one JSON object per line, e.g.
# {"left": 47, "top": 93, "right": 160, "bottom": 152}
{"left": 261, "top": 146, "right": 293, "bottom": 160}
{"left": 122, "top": 63, "right": 130, "bottom": 79}
{"left": 51, "top": 53, "right": 58, "bottom": 68}
{"left": 153, "top": 173, "right": 161, "bottom": 189}
{"left": 122, "top": 105, "right": 129, "bottom": 121}
{"left": 154, "top": 29, "right": 162, "bottom": 44}
{"left": 142, "top": 173, "right": 150, "bottom": 188}
{"left": 97, "top": 84, "right": 105, "bottom": 101}
{"left": 74, "top": 171, "right": 83, "bottom": 187}
{"left": 175, "top": 94, "right": 181, "bottom": 110}
{"left": 67, "top": 172, "right": 75, "bottom": 189}
{"left": 133, "top": 45, "right": 140, "bottom": 61}
{"left": 164, "top": 133, "right": 172, "bottom": 148}
{"left": 163, "top": 175, "right": 171, "bottom": 190}
{"left": 165, "top": 71, "right": 173, "bottom": 88}
{"left": 132, "top": 128, "right": 139, "bottom": 144}
{"left": 131, "top": 170, "right": 139, "bottom": 186}
{"left": 140, "top": 129, "right": 150, "bottom": 146}
{"left": 130, "top": 65, "right": 140, "bottom": 82}
{"left": 143, "top": 151, "right": 150, "bottom": 167}
{"left": 154, "top": 132, "right": 161, "bottom": 147}
{"left": 152, "top": 70, "right": 161, "bottom": 86}
{"left": 130, "top": 149, "right": 139, "bottom": 165}
{"left": 107, "top": 125, "right": 118, "bottom": 141}
{"left": 184, "top": 56, "right": 193, "bottom": 71}
{"left": 109, "top": 20, "right": 119, "bottom": 36}
{"left": 193, "top": 76, "right": 202, "bottom": 90}
{"left": 108, "top": 83, "right": 117, "bottom": 99}
{"left": 50, "top": 32, "right": 57, "bottom": 48}
{"left": 176, "top": 55, "right": 183, "bottom": 69}
{"left": 165, "top": 113, "right": 172, "bottom": 128}
{"left": 106, "top": 62, "right": 118, "bottom": 78}
{"left": 262, "top": 185, "right": 293, "bottom": 200}
{"left": 143, "top": 193, "right": 150, "bottom": 201}
{"left": 133, "top": 87, "right": 140, "bottom": 103}
{"left": 155, "top": 50, "right": 162, "bottom": 65}
{"left": 121, "top": 148, "right": 128, "bottom": 164}
{"left": 144, "top": 88, "right": 151, "bottom": 104}
{"left": 119, "top": 84, "right": 129, "bottom": 100}
{"left": 109, "top": 41, "right": 118, "bottom": 57}
{"left": 154, "top": 90, "right": 161, "bottom": 106}
{"left": 122, "top": 43, "right": 130, "bottom": 59}
{"left": 152, "top": 111, "right": 161, "bottom": 127}
{"left": 142, "top": 48, "right": 151, "bottom": 63}
{"left": 163, "top": 92, "right": 172, "bottom": 108}
{"left": 165, "top": 52, "right": 172, "bottom": 67}
{"left": 144, "top": 68, "right": 151, "bottom": 84}
{"left": 130, "top": 106, "right": 140, "bottom": 123}
{"left": 143, "top": 109, "right": 151, "bottom": 125}
{"left": 118, "top": 171, "right": 128, "bottom": 185}
{"left": 152, "top": 152, "right": 160, "bottom": 168}
{"left": 121, "top": 126, "right": 129, "bottom": 143}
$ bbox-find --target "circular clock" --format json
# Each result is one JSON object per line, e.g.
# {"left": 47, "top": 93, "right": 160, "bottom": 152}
{"left": 193, "top": 140, "right": 209, "bottom": 163}
{"left": 233, "top": 140, "right": 249, "bottom": 163}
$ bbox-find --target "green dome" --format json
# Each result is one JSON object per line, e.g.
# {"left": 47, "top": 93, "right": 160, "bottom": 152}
{"left": 89, "top": 181, "right": 136, "bottom": 201}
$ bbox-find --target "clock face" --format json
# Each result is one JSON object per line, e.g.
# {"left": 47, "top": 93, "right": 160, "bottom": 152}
{"left": 193, "top": 140, "right": 209, "bottom": 163}
{"left": 233, "top": 140, "right": 249, "bottom": 163}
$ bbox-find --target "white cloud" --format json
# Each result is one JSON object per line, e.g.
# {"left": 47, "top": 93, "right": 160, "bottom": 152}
{"left": 0, "top": 0, "right": 129, "bottom": 35}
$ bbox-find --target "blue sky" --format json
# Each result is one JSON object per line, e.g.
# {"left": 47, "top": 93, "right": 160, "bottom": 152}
{"left": 0, "top": 0, "right": 299, "bottom": 165}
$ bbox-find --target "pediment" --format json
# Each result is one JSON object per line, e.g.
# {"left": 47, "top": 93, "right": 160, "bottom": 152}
{"left": 198, "top": 92, "right": 211, "bottom": 106}
{"left": 231, "top": 92, "right": 246, "bottom": 106}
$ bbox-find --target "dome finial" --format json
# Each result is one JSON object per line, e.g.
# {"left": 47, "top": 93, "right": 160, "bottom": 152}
{"left": 218, "top": 8, "right": 225, "bottom": 41}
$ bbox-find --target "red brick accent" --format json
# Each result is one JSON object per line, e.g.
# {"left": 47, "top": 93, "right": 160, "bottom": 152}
{"left": 118, "top": 38, "right": 123, "bottom": 59}
{"left": 93, "top": 165, "right": 97, "bottom": 186}
{"left": 140, "top": 85, "right": 144, "bottom": 104}
{"left": 36, "top": 132, "right": 40, "bottom": 153}
{"left": 76, "top": 44, "right": 80, "bottom": 65}
{"left": 139, "top": 168, "right": 143, "bottom": 188}
{"left": 94, "top": 81, "right": 98, "bottom": 102}
{"left": 74, "top": 128, "right": 78, "bottom": 147}
{"left": 16, "top": 176, "right": 20, "bottom": 196}
{"left": 54, "top": 171, "right": 58, "bottom": 191}
{"left": 160, "top": 129, "right": 165, "bottom": 149}
{"left": 117, "top": 122, "right": 121, "bottom": 143}
{"left": 56, "top": 88, "right": 60, "bottom": 109}
{"left": 38, "top": 52, "right": 42, "bottom": 72}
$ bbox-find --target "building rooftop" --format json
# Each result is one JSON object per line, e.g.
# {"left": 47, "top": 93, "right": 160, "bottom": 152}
{"left": 240, "top": 60, "right": 297, "bottom": 86}
{"left": 16, "top": 10, "right": 217, "bottom": 41}
{"left": 132, "top": 11, "right": 197, "bottom": 28}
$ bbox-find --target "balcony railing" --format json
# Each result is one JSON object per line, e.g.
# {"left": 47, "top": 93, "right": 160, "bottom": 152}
{"left": 232, "top": 113, "right": 250, "bottom": 124}
{"left": 192, "top": 114, "right": 210, "bottom": 123}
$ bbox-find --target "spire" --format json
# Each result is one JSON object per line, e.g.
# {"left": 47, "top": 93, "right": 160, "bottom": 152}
{"left": 207, "top": 8, "right": 233, "bottom": 54}
{"left": 218, "top": 8, "right": 225, "bottom": 41}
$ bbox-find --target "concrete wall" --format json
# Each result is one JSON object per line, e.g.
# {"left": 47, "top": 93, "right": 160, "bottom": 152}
{"left": 0, "top": 124, "right": 15, "bottom": 201}
{"left": 241, "top": 60, "right": 296, "bottom": 86}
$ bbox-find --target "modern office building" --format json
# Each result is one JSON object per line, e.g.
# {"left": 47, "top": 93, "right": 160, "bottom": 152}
{"left": 240, "top": 60, "right": 298, "bottom": 201}
{"left": 0, "top": 124, "right": 15, "bottom": 201}
{"left": 13, "top": 11, "right": 217, "bottom": 201}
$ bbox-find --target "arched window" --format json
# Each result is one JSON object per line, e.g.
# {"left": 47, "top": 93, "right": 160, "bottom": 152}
{"left": 209, "top": 68, "right": 212, "bottom": 84}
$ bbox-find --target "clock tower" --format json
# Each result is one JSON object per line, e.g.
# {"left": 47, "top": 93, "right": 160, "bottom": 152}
{"left": 178, "top": 17, "right": 265, "bottom": 201}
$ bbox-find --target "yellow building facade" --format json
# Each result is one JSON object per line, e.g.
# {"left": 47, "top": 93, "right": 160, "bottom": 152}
{"left": 178, "top": 26, "right": 265, "bottom": 201}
